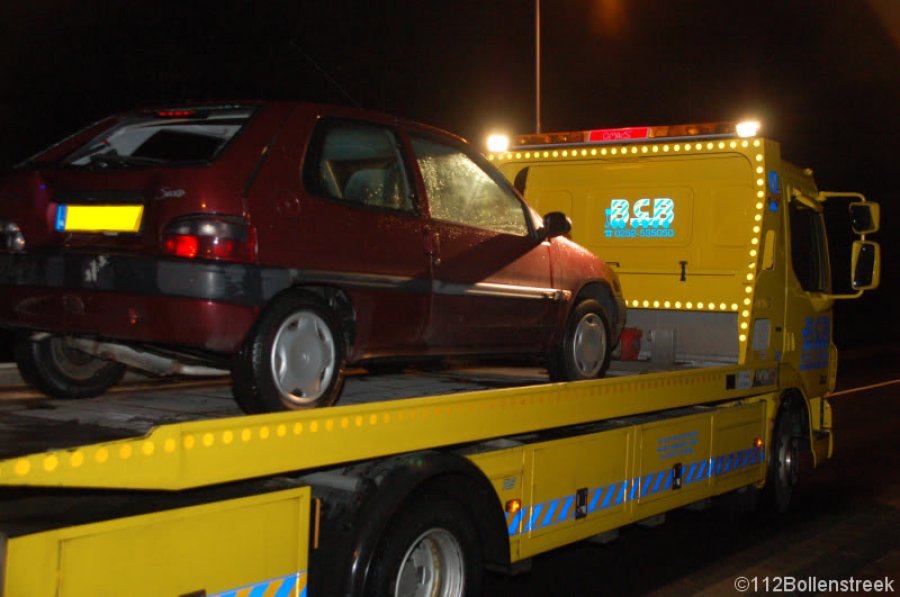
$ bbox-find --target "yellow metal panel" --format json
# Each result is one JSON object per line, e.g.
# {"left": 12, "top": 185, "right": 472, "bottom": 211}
{"left": 503, "top": 402, "right": 769, "bottom": 559}
{"left": 532, "top": 430, "right": 632, "bottom": 531}
{"left": 710, "top": 401, "right": 767, "bottom": 493}
{"left": 634, "top": 412, "right": 712, "bottom": 509}
{"left": 4, "top": 487, "right": 310, "bottom": 597}
{"left": 0, "top": 364, "right": 778, "bottom": 490}
{"left": 516, "top": 429, "right": 632, "bottom": 558}
{"left": 467, "top": 447, "right": 527, "bottom": 560}
{"left": 60, "top": 204, "right": 144, "bottom": 232}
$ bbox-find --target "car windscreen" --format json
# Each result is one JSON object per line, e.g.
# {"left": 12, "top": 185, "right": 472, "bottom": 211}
{"left": 59, "top": 106, "right": 256, "bottom": 168}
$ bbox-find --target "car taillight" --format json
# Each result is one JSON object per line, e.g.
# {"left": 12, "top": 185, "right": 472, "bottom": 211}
{"left": 162, "top": 216, "right": 256, "bottom": 263}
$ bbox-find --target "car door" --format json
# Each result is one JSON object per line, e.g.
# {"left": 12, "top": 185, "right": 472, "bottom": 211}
{"left": 407, "top": 133, "right": 559, "bottom": 353}
{"left": 256, "top": 116, "right": 432, "bottom": 360}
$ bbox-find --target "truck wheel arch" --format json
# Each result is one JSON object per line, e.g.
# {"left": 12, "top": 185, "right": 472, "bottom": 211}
{"left": 310, "top": 450, "right": 510, "bottom": 596}
{"left": 777, "top": 389, "right": 811, "bottom": 445}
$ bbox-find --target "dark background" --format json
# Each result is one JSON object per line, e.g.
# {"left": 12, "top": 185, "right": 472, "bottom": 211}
{"left": 1, "top": 0, "right": 897, "bottom": 358}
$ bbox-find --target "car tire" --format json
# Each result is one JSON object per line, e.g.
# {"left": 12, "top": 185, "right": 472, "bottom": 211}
{"left": 548, "top": 298, "right": 612, "bottom": 382}
{"left": 14, "top": 333, "right": 126, "bottom": 399}
{"left": 232, "top": 293, "right": 346, "bottom": 413}
{"left": 365, "top": 497, "right": 482, "bottom": 597}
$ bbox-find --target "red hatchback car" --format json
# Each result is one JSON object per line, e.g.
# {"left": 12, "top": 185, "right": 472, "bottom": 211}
{"left": 0, "top": 102, "right": 625, "bottom": 412}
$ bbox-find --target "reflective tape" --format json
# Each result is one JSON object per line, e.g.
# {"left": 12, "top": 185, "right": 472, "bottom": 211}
{"left": 507, "top": 447, "right": 764, "bottom": 536}
{"left": 209, "top": 571, "right": 307, "bottom": 597}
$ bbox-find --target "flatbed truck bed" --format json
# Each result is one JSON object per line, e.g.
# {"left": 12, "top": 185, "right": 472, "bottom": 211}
{"left": 0, "top": 359, "right": 722, "bottom": 461}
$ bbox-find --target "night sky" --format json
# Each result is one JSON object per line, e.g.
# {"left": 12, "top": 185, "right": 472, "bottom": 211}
{"left": 1, "top": 0, "right": 897, "bottom": 347}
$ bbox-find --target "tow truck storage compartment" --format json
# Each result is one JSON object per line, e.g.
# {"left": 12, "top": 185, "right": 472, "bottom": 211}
{"left": 3, "top": 487, "right": 311, "bottom": 597}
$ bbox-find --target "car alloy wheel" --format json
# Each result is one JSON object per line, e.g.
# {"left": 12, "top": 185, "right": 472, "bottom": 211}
{"left": 271, "top": 310, "right": 337, "bottom": 406}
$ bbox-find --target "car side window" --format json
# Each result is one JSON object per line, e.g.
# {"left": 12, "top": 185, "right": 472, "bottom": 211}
{"left": 409, "top": 135, "right": 529, "bottom": 236}
{"left": 309, "top": 121, "right": 413, "bottom": 212}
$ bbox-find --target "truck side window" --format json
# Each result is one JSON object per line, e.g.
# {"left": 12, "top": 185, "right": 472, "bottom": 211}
{"left": 789, "top": 201, "right": 829, "bottom": 292}
{"left": 308, "top": 121, "right": 414, "bottom": 212}
{"left": 409, "top": 135, "right": 528, "bottom": 236}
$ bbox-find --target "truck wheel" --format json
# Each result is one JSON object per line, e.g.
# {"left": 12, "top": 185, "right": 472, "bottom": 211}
{"left": 232, "top": 293, "right": 345, "bottom": 413}
{"left": 762, "top": 408, "right": 800, "bottom": 514}
{"left": 366, "top": 497, "right": 482, "bottom": 597}
{"left": 14, "top": 334, "right": 126, "bottom": 399}
{"left": 548, "top": 298, "right": 611, "bottom": 382}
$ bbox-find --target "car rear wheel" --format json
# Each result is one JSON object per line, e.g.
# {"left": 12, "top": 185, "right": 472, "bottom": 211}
{"left": 14, "top": 334, "right": 126, "bottom": 399}
{"left": 232, "top": 293, "right": 346, "bottom": 413}
{"left": 548, "top": 298, "right": 611, "bottom": 382}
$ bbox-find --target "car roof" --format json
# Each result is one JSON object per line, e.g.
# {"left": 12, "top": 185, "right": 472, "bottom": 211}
{"left": 123, "top": 101, "right": 469, "bottom": 146}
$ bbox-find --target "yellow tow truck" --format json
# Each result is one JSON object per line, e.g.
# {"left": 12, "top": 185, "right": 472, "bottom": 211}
{"left": 0, "top": 121, "right": 880, "bottom": 596}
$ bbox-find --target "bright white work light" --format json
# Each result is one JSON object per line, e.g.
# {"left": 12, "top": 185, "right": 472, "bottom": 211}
{"left": 486, "top": 134, "right": 510, "bottom": 153}
{"left": 736, "top": 120, "right": 761, "bottom": 138}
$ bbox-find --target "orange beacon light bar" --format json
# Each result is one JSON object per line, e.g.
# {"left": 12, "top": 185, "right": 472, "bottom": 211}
{"left": 512, "top": 120, "right": 760, "bottom": 148}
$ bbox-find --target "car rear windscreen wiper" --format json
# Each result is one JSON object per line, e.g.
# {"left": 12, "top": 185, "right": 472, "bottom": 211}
{"left": 88, "top": 153, "right": 168, "bottom": 168}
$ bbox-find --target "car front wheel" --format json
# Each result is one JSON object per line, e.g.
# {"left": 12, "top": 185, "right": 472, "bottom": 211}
{"left": 548, "top": 298, "right": 612, "bottom": 382}
{"left": 15, "top": 333, "right": 126, "bottom": 399}
{"left": 232, "top": 293, "right": 346, "bottom": 413}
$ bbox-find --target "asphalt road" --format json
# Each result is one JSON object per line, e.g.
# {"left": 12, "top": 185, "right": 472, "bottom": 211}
{"left": 483, "top": 350, "right": 900, "bottom": 596}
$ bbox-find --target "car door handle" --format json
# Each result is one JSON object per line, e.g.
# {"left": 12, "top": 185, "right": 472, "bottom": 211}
{"left": 546, "top": 290, "right": 571, "bottom": 302}
{"left": 424, "top": 229, "right": 441, "bottom": 265}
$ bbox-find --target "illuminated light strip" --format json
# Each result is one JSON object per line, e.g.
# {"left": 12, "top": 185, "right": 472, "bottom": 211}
{"left": 628, "top": 299, "right": 742, "bottom": 312}
{"left": 739, "top": 150, "right": 768, "bottom": 347}
{"left": 489, "top": 136, "right": 761, "bottom": 162}
{"left": 505, "top": 446, "right": 764, "bottom": 536}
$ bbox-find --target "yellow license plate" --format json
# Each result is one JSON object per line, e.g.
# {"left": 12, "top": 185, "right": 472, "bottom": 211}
{"left": 55, "top": 204, "right": 144, "bottom": 233}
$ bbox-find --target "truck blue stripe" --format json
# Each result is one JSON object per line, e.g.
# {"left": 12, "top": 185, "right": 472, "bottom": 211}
{"left": 541, "top": 501, "right": 559, "bottom": 528}
{"left": 601, "top": 483, "right": 619, "bottom": 509}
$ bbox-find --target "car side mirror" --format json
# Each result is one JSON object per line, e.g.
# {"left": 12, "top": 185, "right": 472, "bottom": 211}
{"left": 849, "top": 202, "right": 879, "bottom": 235}
{"left": 851, "top": 240, "right": 880, "bottom": 290}
{"left": 541, "top": 211, "right": 572, "bottom": 239}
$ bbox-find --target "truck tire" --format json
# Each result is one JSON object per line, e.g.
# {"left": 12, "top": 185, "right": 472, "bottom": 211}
{"left": 548, "top": 298, "right": 611, "bottom": 382}
{"left": 761, "top": 407, "right": 800, "bottom": 514}
{"left": 232, "top": 293, "right": 345, "bottom": 413}
{"left": 366, "top": 497, "right": 483, "bottom": 597}
{"left": 14, "top": 334, "right": 126, "bottom": 399}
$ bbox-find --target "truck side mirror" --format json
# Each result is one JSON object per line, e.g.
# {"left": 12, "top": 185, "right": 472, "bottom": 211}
{"left": 541, "top": 212, "right": 572, "bottom": 239}
{"left": 849, "top": 202, "right": 879, "bottom": 235}
{"left": 851, "top": 240, "right": 880, "bottom": 290}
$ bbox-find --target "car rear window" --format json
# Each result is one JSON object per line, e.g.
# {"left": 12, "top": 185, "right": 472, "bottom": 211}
{"left": 59, "top": 105, "right": 256, "bottom": 168}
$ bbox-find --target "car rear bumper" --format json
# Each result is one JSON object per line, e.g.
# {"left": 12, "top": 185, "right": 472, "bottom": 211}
{"left": 0, "top": 251, "right": 261, "bottom": 353}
